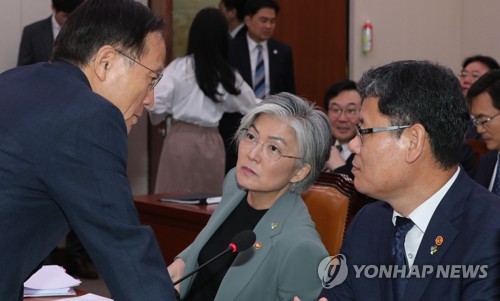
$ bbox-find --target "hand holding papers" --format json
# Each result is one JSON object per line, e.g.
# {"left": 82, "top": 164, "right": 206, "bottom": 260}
{"left": 24, "top": 265, "right": 81, "bottom": 297}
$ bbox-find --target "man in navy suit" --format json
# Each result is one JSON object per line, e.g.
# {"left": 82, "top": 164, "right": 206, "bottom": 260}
{"left": 317, "top": 61, "right": 500, "bottom": 300}
{"left": 220, "top": 0, "right": 295, "bottom": 173}
{"left": 17, "top": 0, "right": 83, "bottom": 66}
{"left": 0, "top": 0, "right": 177, "bottom": 300}
{"left": 468, "top": 70, "right": 500, "bottom": 193}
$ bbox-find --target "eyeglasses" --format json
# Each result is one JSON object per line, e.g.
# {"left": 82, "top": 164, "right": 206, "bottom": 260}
{"left": 114, "top": 48, "right": 163, "bottom": 90}
{"left": 471, "top": 112, "right": 500, "bottom": 127}
{"left": 240, "top": 128, "right": 302, "bottom": 162}
{"left": 355, "top": 124, "right": 411, "bottom": 145}
{"left": 458, "top": 71, "right": 481, "bottom": 81}
{"left": 328, "top": 107, "right": 360, "bottom": 119}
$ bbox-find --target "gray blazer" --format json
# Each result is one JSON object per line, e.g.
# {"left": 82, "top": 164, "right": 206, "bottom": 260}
{"left": 178, "top": 169, "right": 328, "bottom": 300}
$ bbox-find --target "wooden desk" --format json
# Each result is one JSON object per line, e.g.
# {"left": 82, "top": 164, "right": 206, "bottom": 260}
{"left": 134, "top": 194, "right": 216, "bottom": 264}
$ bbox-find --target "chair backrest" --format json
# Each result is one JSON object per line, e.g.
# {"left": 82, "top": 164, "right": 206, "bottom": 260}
{"left": 301, "top": 173, "right": 355, "bottom": 255}
{"left": 466, "top": 138, "right": 488, "bottom": 164}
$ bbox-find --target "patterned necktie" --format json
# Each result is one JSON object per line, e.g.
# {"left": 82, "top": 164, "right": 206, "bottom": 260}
{"left": 392, "top": 216, "right": 414, "bottom": 300}
{"left": 492, "top": 159, "right": 500, "bottom": 195}
{"left": 254, "top": 44, "right": 266, "bottom": 99}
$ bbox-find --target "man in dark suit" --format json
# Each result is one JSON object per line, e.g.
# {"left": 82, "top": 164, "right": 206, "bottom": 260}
{"left": 220, "top": 0, "right": 295, "bottom": 173}
{"left": 317, "top": 61, "right": 500, "bottom": 300}
{"left": 0, "top": 0, "right": 177, "bottom": 300}
{"left": 468, "top": 70, "right": 500, "bottom": 193}
{"left": 219, "top": 0, "right": 248, "bottom": 39}
{"left": 17, "top": 0, "right": 83, "bottom": 66}
{"left": 19, "top": 0, "right": 95, "bottom": 280}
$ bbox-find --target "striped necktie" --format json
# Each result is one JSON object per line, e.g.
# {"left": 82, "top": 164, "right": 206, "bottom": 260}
{"left": 392, "top": 216, "right": 414, "bottom": 300}
{"left": 254, "top": 44, "right": 266, "bottom": 99}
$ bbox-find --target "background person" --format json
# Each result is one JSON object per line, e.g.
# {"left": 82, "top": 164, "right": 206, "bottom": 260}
{"left": 17, "top": 0, "right": 84, "bottom": 66}
{"left": 459, "top": 55, "right": 500, "bottom": 140}
{"left": 168, "top": 93, "right": 330, "bottom": 300}
{"left": 148, "top": 8, "right": 258, "bottom": 195}
{"left": 318, "top": 60, "right": 500, "bottom": 300}
{"left": 0, "top": 0, "right": 177, "bottom": 299}
{"left": 218, "top": 0, "right": 248, "bottom": 39}
{"left": 322, "top": 80, "right": 361, "bottom": 179}
{"left": 468, "top": 70, "right": 500, "bottom": 195}
{"left": 221, "top": 0, "right": 296, "bottom": 174}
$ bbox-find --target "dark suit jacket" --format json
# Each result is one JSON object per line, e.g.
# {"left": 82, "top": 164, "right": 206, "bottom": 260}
{"left": 17, "top": 17, "right": 54, "bottom": 66}
{"left": 474, "top": 151, "right": 497, "bottom": 189}
{"left": 0, "top": 61, "right": 176, "bottom": 300}
{"left": 233, "top": 25, "right": 247, "bottom": 39}
{"left": 220, "top": 36, "right": 296, "bottom": 173}
{"left": 320, "top": 169, "right": 500, "bottom": 300}
{"left": 228, "top": 36, "right": 295, "bottom": 94}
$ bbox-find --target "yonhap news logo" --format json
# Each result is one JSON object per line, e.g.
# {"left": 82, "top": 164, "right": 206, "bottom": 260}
{"left": 317, "top": 254, "right": 348, "bottom": 288}
{"left": 318, "top": 254, "right": 488, "bottom": 288}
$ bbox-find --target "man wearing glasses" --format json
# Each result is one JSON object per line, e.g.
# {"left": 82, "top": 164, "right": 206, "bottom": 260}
{"left": 468, "top": 70, "right": 500, "bottom": 196}
{"left": 318, "top": 60, "right": 500, "bottom": 300}
{"left": 322, "top": 80, "right": 361, "bottom": 180}
{"left": 0, "top": 0, "right": 177, "bottom": 300}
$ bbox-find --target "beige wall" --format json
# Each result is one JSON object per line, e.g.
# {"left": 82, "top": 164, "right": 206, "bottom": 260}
{"left": 349, "top": 0, "right": 500, "bottom": 81}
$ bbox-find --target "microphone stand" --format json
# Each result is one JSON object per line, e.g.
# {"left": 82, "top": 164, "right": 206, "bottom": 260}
{"left": 172, "top": 245, "right": 231, "bottom": 286}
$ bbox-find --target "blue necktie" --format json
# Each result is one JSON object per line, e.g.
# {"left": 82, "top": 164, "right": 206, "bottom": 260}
{"left": 392, "top": 216, "right": 414, "bottom": 300}
{"left": 492, "top": 159, "right": 500, "bottom": 195}
{"left": 254, "top": 44, "right": 266, "bottom": 99}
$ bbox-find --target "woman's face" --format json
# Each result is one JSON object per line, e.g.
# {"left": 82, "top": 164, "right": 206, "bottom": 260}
{"left": 236, "top": 114, "right": 311, "bottom": 203}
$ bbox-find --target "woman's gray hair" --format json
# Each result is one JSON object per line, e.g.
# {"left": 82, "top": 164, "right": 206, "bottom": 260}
{"left": 235, "top": 92, "right": 332, "bottom": 194}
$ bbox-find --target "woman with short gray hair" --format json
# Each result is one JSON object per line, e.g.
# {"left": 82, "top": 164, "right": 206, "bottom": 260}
{"left": 169, "top": 92, "right": 332, "bottom": 300}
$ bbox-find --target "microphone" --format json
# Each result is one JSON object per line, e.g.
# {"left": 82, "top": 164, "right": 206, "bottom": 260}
{"left": 172, "top": 230, "right": 256, "bottom": 286}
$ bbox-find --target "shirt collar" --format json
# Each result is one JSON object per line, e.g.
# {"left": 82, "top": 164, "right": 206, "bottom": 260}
{"left": 51, "top": 14, "right": 61, "bottom": 40}
{"left": 230, "top": 23, "right": 245, "bottom": 38}
{"left": 246, "top": 34, "right": 268, "bottom": 52}
{"left": 392, "top": 167, "right": 460, "bottom": 233}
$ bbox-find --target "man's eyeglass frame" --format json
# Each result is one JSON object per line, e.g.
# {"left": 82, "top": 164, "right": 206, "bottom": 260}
{"left": 114, "top": 48, "right": 163, "bottom": 90}
{"left": 471, "top": 112, "right": 500, "bottom": 127}
{"left": 355, "top": 124, "right": 411, "bottom": 145}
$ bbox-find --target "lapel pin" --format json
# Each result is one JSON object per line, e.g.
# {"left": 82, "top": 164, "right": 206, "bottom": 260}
{"left": 254, "top": 241, "right": 263, "bottom": 250}
{"left": 271, "top": 221, "right": 278, "bottom": 230}
{"left": 435, "top": 235, "right": 443, "bottom": 246}
{"left": 430, "top": 245, "right": 438, "bottom": 255}
{"left": 273, "top": 49, "right": 278, "bottom": 55}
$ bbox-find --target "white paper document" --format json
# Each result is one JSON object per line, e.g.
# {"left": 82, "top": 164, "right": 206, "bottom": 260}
{"left": 23, "top": 265, "right": 81, "bottom": 297}
{"left": 57, "top": 293, "right": 114, "bottom": 301}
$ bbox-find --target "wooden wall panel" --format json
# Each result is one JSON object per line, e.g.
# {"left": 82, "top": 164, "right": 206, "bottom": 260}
{"left": 273, "top": 0, "right": 348, "bottom": 106}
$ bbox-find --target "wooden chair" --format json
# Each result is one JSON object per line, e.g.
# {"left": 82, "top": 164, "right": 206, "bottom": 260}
{"left": 466, "top": 138, "right": 488, "bottom": 164}
{"left": 301, "top": 173, "right": 356, "bottom": 255}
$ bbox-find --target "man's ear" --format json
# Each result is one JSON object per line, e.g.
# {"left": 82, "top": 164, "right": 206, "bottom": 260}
{"left": 92, "top": 45, "right": 117, "bottom": 81}
{"left": 244, "top": 15, "right": 251, "bottom": 27}
{"left": 405, "top": 124, "right": 426, "bottom": 164}
{"left": 290, "top": 163, "right": 312, "bottom": 184}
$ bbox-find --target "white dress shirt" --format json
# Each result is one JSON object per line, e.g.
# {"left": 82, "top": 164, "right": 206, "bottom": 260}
{"left": 334, "top": 142, "right": 352, "bottom": 160}
{"left": 229, "top": 23, "right": 245, "bottom": 39}
{"left": 51, "top": 15, "right": 61, "bottom": 40}
{"left": 487, "top": 151, "right": 500, "bottom": 192}
{"left": 149, "top": 55, "right": 258, "bottom": 127}
{"left": 247, "top": 36, "right": 270, "bottom": 97}
{"left": 392, "top": 167, "right": 460, "bottom": 268}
